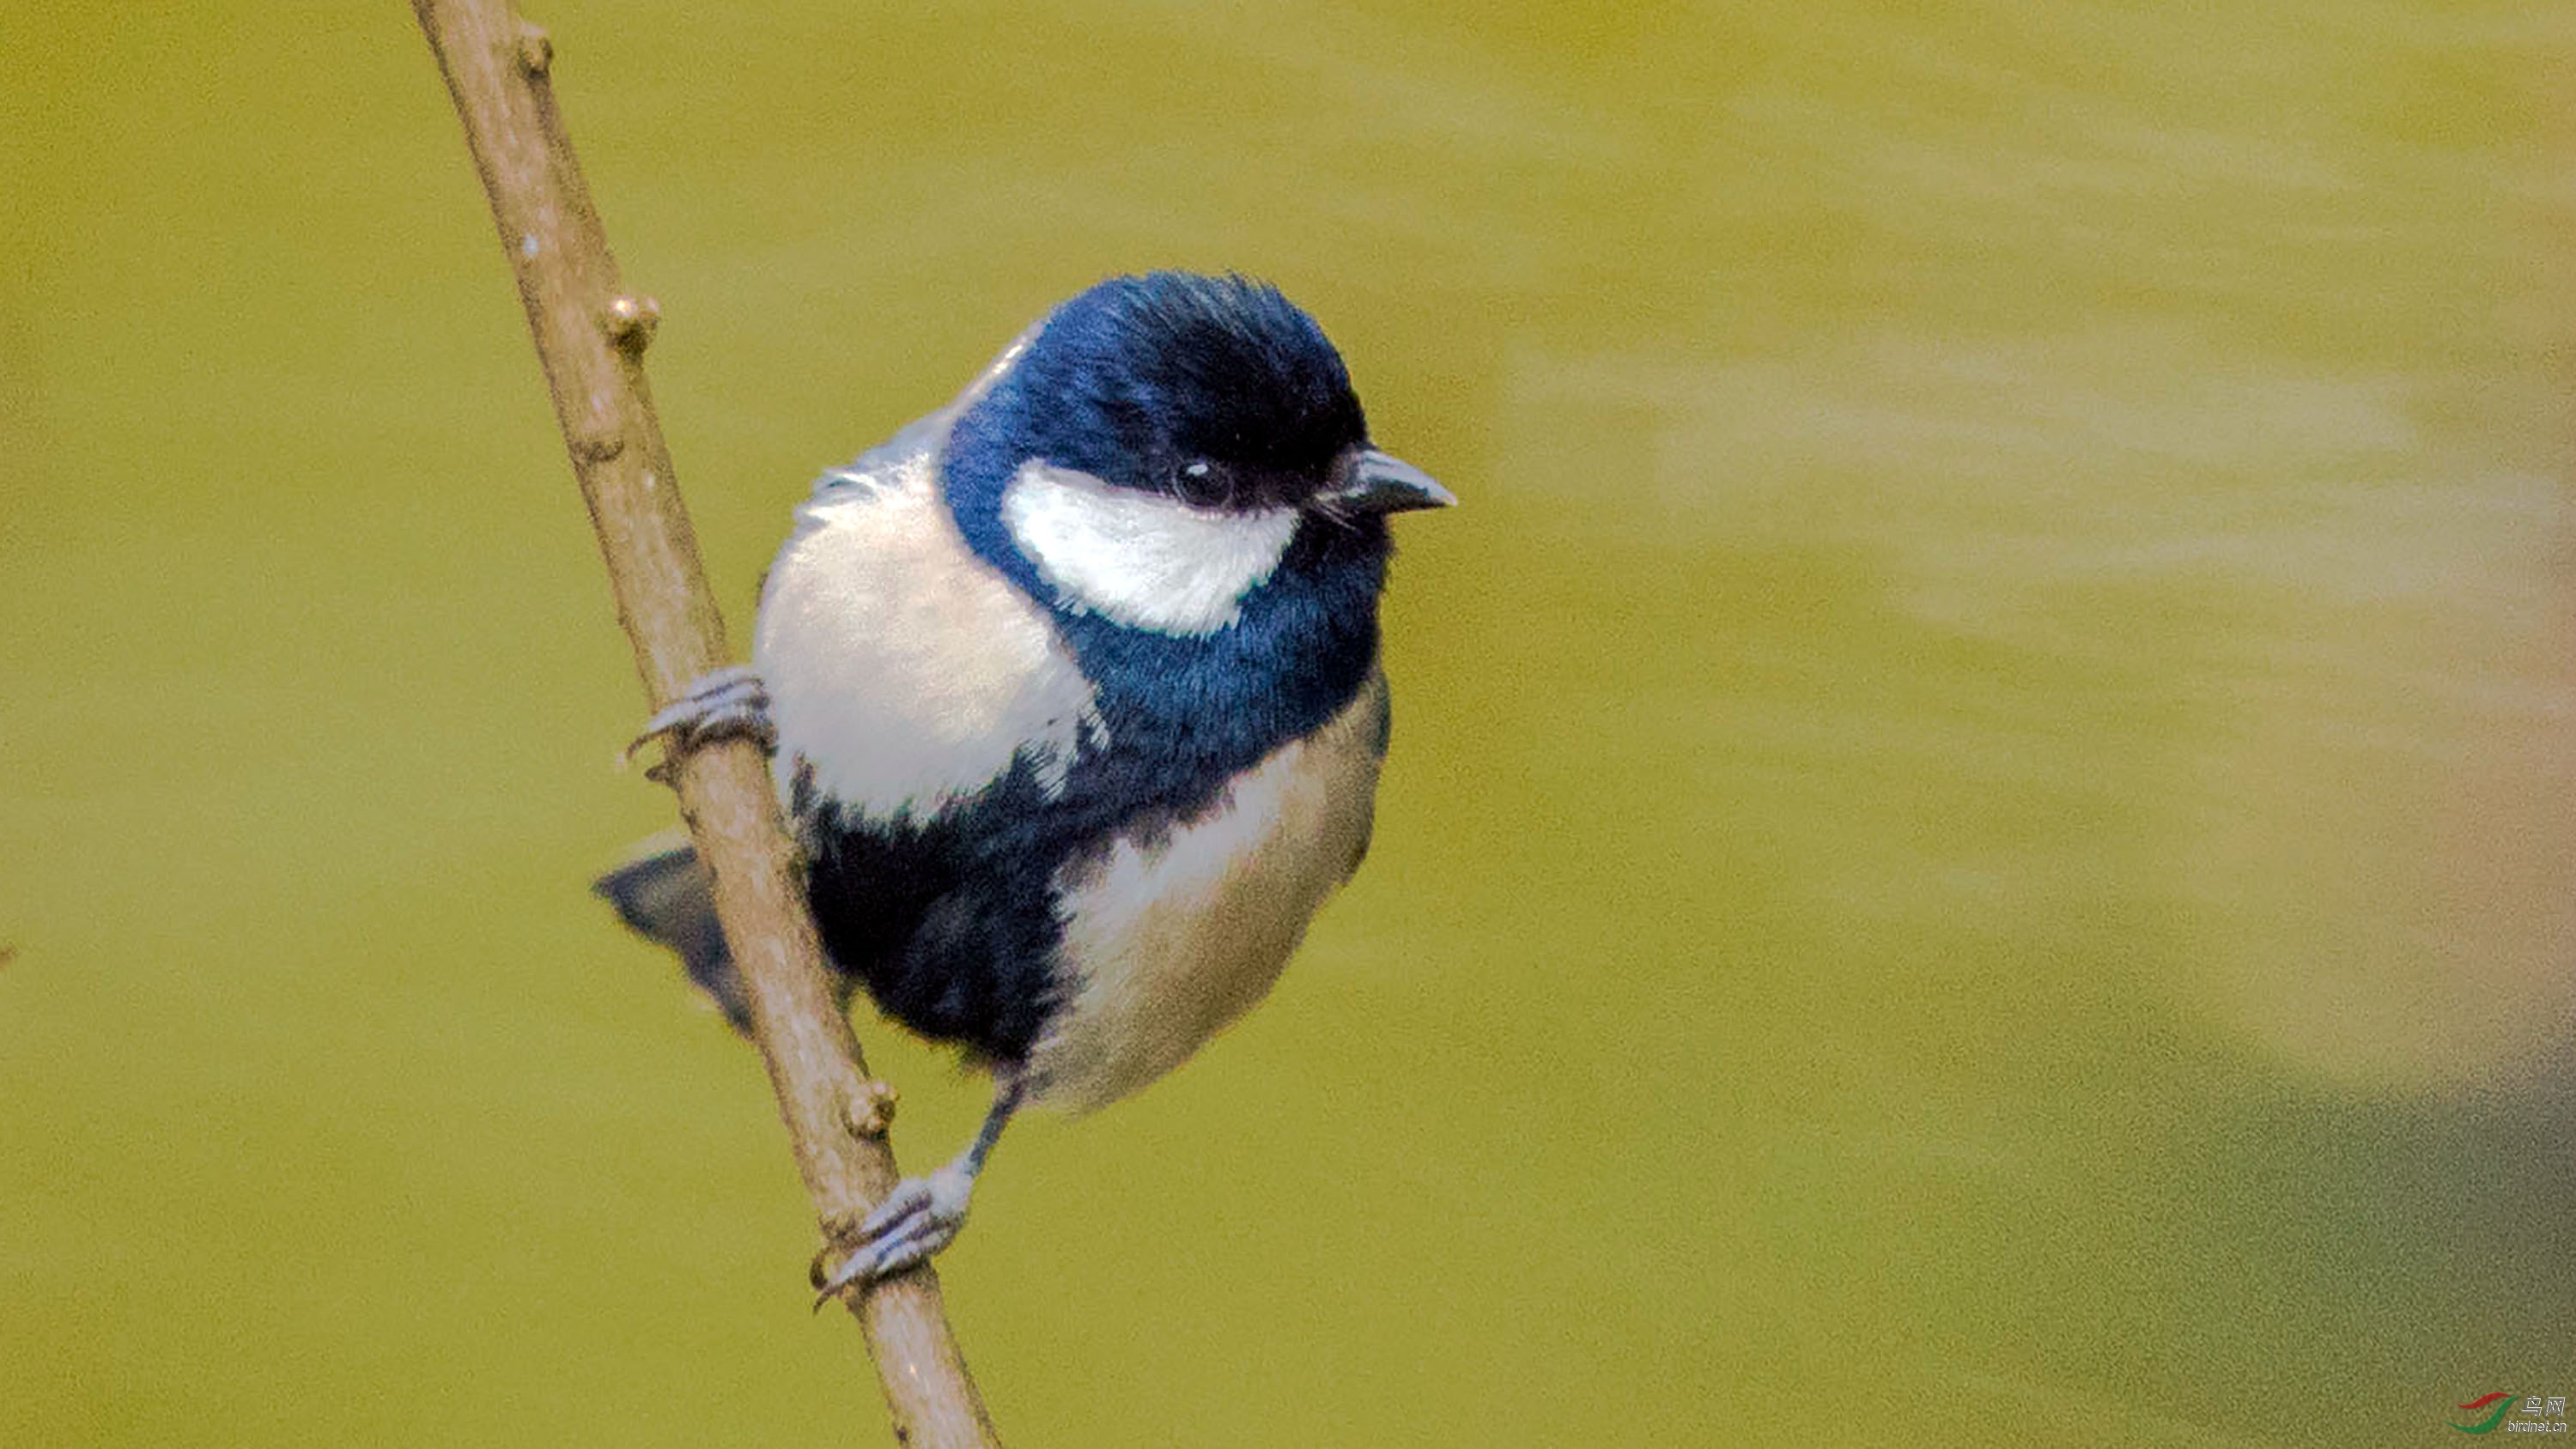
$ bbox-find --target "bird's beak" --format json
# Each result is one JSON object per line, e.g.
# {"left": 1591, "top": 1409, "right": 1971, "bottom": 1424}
{"left": 1321, "top": 448, "right": 1456, "bottom": 515}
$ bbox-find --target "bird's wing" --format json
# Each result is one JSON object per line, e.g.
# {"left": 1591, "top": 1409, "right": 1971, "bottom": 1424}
{"left": 756, "top": 436, "right": 1102, "bottom": 830}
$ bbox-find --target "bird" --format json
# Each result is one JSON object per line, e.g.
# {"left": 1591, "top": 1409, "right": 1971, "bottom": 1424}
{"left": 594, "top": 270, "right": 1451, "bottom": 1299}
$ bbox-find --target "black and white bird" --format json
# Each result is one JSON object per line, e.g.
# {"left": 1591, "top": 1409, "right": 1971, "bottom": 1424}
{"left": 597, "top": 271, "right": 1450, "bottom": 1296}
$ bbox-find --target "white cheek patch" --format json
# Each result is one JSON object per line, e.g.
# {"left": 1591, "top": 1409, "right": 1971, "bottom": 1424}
{"left": 999, "top": 462, "right": 1301, "bottom": 636}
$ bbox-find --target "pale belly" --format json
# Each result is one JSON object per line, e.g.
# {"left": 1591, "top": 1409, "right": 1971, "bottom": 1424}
{"left": 1024, "top": 672, "right": 1388, "bottom": 1113}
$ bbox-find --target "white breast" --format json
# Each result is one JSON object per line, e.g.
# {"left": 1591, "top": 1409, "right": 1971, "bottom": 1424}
{"left": 1026, "top": 671, "right": 1388, "bottom": 1113}
{"left": 756, "top": 457, "right": 1102, "bottom": 820}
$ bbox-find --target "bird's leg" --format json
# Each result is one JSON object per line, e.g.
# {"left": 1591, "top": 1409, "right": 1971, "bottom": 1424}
{"left": 624, "top": 664, "right": 775, "bottom": 764}
{"left": 812, "top": 1068, "right": 1028, "bottom": 1303}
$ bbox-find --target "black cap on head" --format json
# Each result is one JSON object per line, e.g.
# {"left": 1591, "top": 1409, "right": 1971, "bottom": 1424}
{"left": 1011, "top": 273, "right": 1370, "bottom": 511}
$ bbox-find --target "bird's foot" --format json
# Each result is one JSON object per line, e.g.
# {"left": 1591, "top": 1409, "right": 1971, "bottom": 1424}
{"left": 810, "top": 1164, "right": 976, "bottom": 1306}
{"left": 624, "top": 665, "right": 774, "bottom": 767}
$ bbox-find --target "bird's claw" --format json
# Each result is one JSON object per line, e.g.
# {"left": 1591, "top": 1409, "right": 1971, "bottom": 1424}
{"left": 810, "top": 1167, "right": 975, "bottom": 1307}
{"left": 624, "top": 665, "right": 775, "bottom": 768}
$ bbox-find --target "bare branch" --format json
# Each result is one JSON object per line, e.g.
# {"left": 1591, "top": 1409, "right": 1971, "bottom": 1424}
{"left": 409, "top": 4, "right": 1003, "bottom": 1443}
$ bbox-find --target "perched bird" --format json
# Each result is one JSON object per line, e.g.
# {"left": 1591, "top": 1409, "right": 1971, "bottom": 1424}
{"left": 597, "top": 271, "right": 1450, "bottom": 1296}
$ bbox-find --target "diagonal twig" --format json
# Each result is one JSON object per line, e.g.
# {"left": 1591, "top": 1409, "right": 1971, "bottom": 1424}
{"left": 409, "top": 3, "right": 1002, "bottom": 1443}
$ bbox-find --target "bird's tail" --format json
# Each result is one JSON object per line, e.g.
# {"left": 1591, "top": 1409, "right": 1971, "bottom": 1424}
{"left": 593, "top": 833, "right": 752, "bottom": 1033}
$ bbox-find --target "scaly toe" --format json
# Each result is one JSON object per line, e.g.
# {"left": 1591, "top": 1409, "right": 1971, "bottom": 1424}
{"left": 810, "top": 1171, "right": 973, "bottom": 1305}
{"left": 626, "top": 666, "right": 775, "bottom": 763}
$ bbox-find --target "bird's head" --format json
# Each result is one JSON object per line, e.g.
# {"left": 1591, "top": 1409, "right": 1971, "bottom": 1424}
{"left": 943, "top": 272, "right": 1451, "bottom": 638}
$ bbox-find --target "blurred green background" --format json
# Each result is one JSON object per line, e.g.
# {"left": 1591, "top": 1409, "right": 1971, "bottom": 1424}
{"left": 7, "top": 0, "right": 2575, "bottom": 1443}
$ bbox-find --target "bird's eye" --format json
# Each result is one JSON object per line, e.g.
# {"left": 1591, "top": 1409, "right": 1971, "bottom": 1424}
{"left": 1174, "top": 458, "right": 1233, "bottom": 509}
